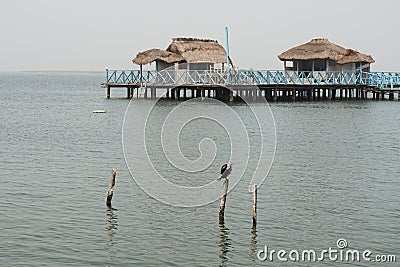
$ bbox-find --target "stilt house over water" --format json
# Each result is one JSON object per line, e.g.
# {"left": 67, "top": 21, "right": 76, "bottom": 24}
{"left": 132, "top": 37, "right": 231, "bottom": 71}
{"left": 278, "top": 38, "right": 375, "bottom": 73}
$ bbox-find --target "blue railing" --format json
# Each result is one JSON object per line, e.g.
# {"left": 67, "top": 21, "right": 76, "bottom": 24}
{"left": 105, "top": 69, "right": 400, "bottom": 89}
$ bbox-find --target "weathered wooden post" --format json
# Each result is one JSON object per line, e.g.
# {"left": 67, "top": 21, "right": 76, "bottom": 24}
{"left": 107, "top": 86, "right": 111, "bottom": 99}
{"left": 273, "top": 88, "right": 277, "bottom": 101}
{"left": 252, "top": 184, "right": 257, "bottom": 226}
{"left": 219, "top": 179, "right": 229, "bottom": 221}
{"left": 106, "top": 168, "right": 116, "bottom": 207}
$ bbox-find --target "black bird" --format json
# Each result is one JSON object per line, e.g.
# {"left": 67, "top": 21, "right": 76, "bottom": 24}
{"left": 218, "top": 163, "right": 233, "bottom": 181}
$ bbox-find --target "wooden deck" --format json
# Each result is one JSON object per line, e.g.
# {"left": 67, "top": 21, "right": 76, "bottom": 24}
{"left": 102, "top": 69, "right": 400, "bottom": 101}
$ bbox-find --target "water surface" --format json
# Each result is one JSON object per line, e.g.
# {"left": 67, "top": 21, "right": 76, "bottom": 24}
{"left": 0, "top": 73, "right": 398, "bottom": 266}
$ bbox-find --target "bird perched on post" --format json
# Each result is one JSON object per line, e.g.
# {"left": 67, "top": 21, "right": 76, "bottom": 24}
{"left": 218, "top": 163, "right": 233, "bottom": 181}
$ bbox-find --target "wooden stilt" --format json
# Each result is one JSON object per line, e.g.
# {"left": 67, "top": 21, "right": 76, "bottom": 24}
{"left": 229, "top": 90, "right": 234, "bottom": 102}
{"left": 252, "top": 184, "right": 257, "bottom": 226}
{"left": 219, "top": 179, "right": 229, "bottom": 222}
{"left": 106, "top": 168, "right": 116, "bottom": 207}
{"left": 107, "top": 86, "right": 110, "bottom": 99}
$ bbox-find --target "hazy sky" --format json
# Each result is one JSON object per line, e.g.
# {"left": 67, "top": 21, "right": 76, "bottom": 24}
{"left": 1, "top": 0, "right": 399, "bottom": 71}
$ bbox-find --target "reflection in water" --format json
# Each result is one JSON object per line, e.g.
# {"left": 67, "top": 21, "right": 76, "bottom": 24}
{"left": 106, "top": 207, "right": 118, "bottom": 262}
{"left": 250, "top": 225, "right": 258, "bottom": 263}
{"left": 218, "top": 221, "right": 232, "bottom": 267}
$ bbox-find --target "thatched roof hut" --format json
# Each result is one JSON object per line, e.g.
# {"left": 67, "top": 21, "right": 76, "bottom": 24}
{"left": 166, "top": 37, "right": 227, "bottom": 63}
{"left": 132, "top": 48, "right": 184, "bottom": 65}
{"left": 132, "top": 37, "right": 229, "bottom": 70}
{"left": 278, "top": 38, "right": 374, "bottom": 64}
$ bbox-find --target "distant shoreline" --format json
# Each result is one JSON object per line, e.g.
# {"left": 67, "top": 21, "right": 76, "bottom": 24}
{"left": 20, "top": 70, "right": 104, "bottom": 74}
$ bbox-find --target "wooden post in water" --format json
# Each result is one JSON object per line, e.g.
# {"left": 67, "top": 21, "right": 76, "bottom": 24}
{"left": 219, "top": 179, "right": 229, "bottom": 222}
{"left": 106, "top": 168, "right": 116, "bottom": 207}
{"left": 252, "top": 184, "right": 257, "bottom": 227}
{"left": 183, "top": 88, "right": 187, "bottom": 99}
{"left": 107, "top": 86, "right": 111, "bottom": 99}
{"left": 144, "top": 87, "right": 148, "bottom": 99}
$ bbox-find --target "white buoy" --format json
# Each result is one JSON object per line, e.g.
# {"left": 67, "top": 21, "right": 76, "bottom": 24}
{"left": 93, "top": 110, "right": 106, "bottom": 114}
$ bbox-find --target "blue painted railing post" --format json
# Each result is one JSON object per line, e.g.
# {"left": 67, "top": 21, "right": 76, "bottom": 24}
{"left": 225, "top": 26, "right": 230, "bottom": 84}
{"left": 106, "top": 67, "right": 109, "bottom": 83}
{"left": 140, "top": 65, "right": 143, "bottom": 85}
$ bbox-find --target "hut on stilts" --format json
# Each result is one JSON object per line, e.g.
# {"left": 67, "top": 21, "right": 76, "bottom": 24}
{"left": 278, "top": 38, "right": 375, "bottom": 73}
{"left": 131, "top": 37, "right": 234, "bottom": 100}
{"left": 132, "top": 37, "right": 232, "bottom": 72}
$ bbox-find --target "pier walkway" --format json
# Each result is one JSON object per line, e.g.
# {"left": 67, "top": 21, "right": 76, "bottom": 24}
{"left": 103, "top": 69, "right": 400, "bottom": 101}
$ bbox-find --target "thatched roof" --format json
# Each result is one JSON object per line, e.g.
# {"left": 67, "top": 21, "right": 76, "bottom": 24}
{"left": 132, "top": 48, "right": 184, "bottom": 65}
{"left": 278, "top": 38, "right": 374, "bottom": 64}
{"left": 337, "top": 49, "right": 375, "bottom": 64}
{"left": 166, "top": 37, "right": 227, "bottom": 63}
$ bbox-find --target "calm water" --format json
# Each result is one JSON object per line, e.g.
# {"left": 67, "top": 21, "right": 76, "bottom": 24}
{"left": 0, "top": 73, "right": 399, "bottom": 266}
